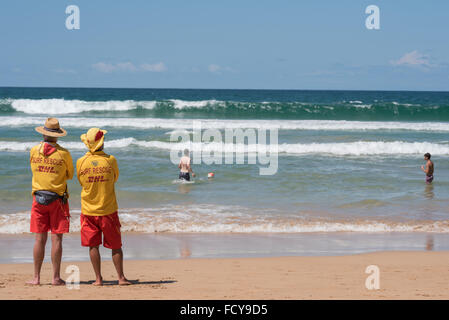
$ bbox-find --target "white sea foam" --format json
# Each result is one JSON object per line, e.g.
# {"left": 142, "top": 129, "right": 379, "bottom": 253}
{"left": 0, "top": 138, "right": 134, "bottom": 152}
{"left": 169, "top": 99, "right": 221, "bottom": 109}
{"left": 2, "top": 116, "right": 449, "bottom": 132}
{"left": 164, "top": 129, "right": 193, "bottom": 135}
{"left": 129, "top": 140, "right": 449, "bottom": 156}
{"left": 1, "top": 98, "right": 221, "bottom": 114}
{"left": 1, "top": 139, "right": 448, "bottom": 156}
{"left": 392, "top": 101, "right": 415, "bottom": 107}
{"left": 1, "top": 206, "right": 449, "bottom": 234}
{"left": 145, "top": 140, "right": 449, "bottom": 156}
{"left": 6, "top": 99, "right": 157, "bottom": 114}
{"left": 279, "top": 141, "right": 449, "bottom": 156}
{"left": 1, "top": 98, "right": 430, "bottom": 115}
{"left": 351, "top": 104, "right": 372, "bottom": 109}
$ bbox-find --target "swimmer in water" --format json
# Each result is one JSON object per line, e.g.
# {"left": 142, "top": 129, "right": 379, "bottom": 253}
{"left": 421, "top": 153, "right": 434, "bottom": 184}
{"left": 178, "top": 149, "right": 195, "bottom": 181}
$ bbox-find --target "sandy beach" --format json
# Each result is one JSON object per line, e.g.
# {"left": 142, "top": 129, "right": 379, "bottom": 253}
{"left": 2, "top": 0, "right": 448, "bottom": 306}
{"left": 1, "top": 251, "right": 449, "bottom": 300}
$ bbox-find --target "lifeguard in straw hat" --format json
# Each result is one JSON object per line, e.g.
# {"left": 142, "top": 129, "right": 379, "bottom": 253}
{"left": 35, "top": 117, "right": 68, "bottom": 137}
{"left": 76, "top": 127, "right": 131, "bottom": 286}
{"left": 28, "top": 117, "right": 74, "bottom": 286}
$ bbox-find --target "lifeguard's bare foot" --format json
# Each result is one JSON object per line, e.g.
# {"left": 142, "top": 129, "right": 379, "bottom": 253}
{"left": 118, "top": 277, "right": 132, "bottom": 286}
{"left": 92, "top": 277, "right": 103, "bottom": 286}
{"left": 26, "top": 278, "right": 40, "bottom": 286}
{"left": 52, "top": 278, "right": 66, "bottom": 286}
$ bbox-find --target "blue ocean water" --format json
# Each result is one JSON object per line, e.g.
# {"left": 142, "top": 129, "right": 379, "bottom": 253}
{"left": 1, "top": 87, "right": 449, "bottom": 234}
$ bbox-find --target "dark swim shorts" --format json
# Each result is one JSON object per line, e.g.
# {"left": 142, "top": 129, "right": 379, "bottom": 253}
{"left": 426, "top": 175, "right": 434, "bottom": 184}
{"left": 179, "top": 172, "right": 190, "bottom": 181}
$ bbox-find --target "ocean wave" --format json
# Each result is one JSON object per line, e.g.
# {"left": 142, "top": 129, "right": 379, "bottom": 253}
{"left": 3, "top": 116, "right": 449, "bottom": 132}
{"left": 0, "top": 138, "right": 134, "bottom": 152}
{"left": 2, "top": 98, "right": 157, "bottom": 114}
{"left": 1, "top": 98, "right": 448, "bottom": 120}
{"left": 1, "top": 205, "right": 449, "bottom": 234}
{"left": 169, "top": 99, "right": 220, "bottom": 109}
{"left": 131, "top": 140, "right": 449, "bottom": 156}
{"left": 1, "top": 139, "right": 448, "bottom": 156}
{"left": 0, "top": 98, "right": 220, "bottom": 114}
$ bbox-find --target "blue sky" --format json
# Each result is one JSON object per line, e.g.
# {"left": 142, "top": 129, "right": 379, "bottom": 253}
{"left": 0, "top": 0, "right": 448, "bottom": 90}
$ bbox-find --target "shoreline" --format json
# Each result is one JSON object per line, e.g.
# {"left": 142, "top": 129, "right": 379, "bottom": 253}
{"left": 1, "top": 251, "right": 449, "bottom": 299}
{"left": 1, "top": 231, "right": 448, "bottom": 264}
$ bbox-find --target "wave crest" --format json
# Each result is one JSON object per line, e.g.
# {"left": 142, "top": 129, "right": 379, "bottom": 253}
{"left": 1, "top": 139, "right": 448, "bottom": 156}
{"left": 2, "top": 117, "right": 449, "bottom": 132}
{"left": 1, "top": 98, "right": 449, "bottom": 120}
{"left": 5, "top": 99, "right": 157, "bottom": 114}
{"left": 1, "top": 206, "right": 449, "bottom": 234}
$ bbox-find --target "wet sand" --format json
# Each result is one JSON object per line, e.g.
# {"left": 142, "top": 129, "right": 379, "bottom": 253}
{"left": 0, "top": 232, "right": 447, "bottom": 263}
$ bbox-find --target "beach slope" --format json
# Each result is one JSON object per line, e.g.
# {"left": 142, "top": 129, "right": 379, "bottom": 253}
{"left": 1, "top": 251, "right": 449, "bottom": 300}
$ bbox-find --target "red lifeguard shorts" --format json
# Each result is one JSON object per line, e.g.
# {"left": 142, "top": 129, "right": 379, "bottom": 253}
{"left": 30, "top": 197, "right": 70, "bottom": 234}
{"left": 80, "top": 212, "right": 122, "bottom": 249}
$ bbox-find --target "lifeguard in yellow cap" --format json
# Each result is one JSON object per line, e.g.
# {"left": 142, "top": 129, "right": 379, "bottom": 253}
{"left": 76, "top": 128, "right": 131, "bottom": 286}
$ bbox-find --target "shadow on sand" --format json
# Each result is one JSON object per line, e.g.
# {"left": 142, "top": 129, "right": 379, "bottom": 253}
{"left": 79, "top": 279, "right": 177, "bottom": 286}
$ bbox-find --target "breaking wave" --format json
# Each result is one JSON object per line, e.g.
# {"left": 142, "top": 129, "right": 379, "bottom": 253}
{"left": 1, "top": 205, "right": 449, "bottom": 234}
{"left": 2, "top": 116, "right": 449, "bottom": 132}
{"left": 1, "top": 139, "right": 448, "bottom": 156}
{"left": 1, "top": 98, "right": 449, "bottom": 120}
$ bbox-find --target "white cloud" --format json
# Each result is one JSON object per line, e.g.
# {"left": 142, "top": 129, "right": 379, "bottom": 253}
{"left": 92, "top": 61, "right": 167, "bottom": 73}
{"left": 116, "top": 62, "right": 138, "bottom": 72}
{"left": 140, "top": 62, "right": 167, "bottom": 72}
{"left": 53, "top": 68, "right": 77, "bottom": 74}
{"left": 92, "top": 62, "right": 117, "bottom": 73}
{"left": 208, "top": 64, "right": 236, "bottom": 74}
{"left": 390, "top": 51, "right": 432, "bottom": 67}
{"left": 208, "top": 64, "right": 221, "bottom": 73}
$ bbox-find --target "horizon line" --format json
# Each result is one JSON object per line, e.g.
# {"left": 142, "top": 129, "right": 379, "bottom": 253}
{"left": 1, "top": 86, "right": 448, "bottom": 93}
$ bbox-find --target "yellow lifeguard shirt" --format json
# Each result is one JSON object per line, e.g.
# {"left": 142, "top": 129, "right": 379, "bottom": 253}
{"left": 76, "top": 151, "right": 119, "bottom": 216}
{"left": 30, "top": 142, "right": 74, "bottom": 196}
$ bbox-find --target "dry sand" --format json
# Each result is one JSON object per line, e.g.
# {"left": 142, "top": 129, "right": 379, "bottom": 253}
{"left": 1, "top": 251, "right": 449, "bottom": 300}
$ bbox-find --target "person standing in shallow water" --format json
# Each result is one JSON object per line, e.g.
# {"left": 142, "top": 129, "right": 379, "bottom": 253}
{"left": 77, "top": 127, "right": 131, "bottom": 286}
{"left": 178, "top": 148, "right": 195, "bottom": 181}
{"left": 421, "top": 153, "right": 434, "bottom": 184}
{"left": 28, "top": 118, "right": 73, "bottom": 286}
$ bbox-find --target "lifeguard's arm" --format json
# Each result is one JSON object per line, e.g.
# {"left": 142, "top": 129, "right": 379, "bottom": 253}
{"left": 112, "top": 156, "right": 119, "bottom": 182}
{"left": 29, "top": 145, "right": 39, "bottom": 167}
{"left": 29, "top": 148, "right": 33, "bottom": 167}
{"left": 76, "top": 158, "right": 83, "bottom": 185}
{"left": 66, "top": 152, "right": 74, "bottom": 180}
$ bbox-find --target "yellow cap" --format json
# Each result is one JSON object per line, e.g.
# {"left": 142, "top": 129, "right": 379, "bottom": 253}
{"left": 80, "top": 128, "right": 108, "bottom": 153}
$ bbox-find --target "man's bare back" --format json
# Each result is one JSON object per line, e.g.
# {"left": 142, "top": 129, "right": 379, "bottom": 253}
{"left": 178, "top": 149, "right": 195, "bottom": 181}
{"left": 179, "top": 156, "right": 191, "bottom": 173}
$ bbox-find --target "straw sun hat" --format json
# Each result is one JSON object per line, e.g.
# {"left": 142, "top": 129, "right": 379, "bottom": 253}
{"left": 35, "top": 118, "right": 67, "bottom": 137}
